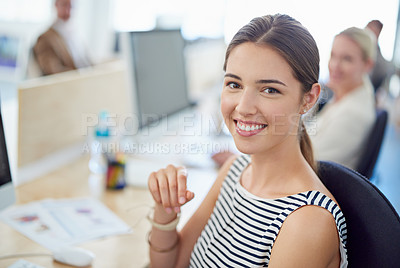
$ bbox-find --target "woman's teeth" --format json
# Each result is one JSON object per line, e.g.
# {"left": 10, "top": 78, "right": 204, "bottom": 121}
{"left": 237, "top": 121, "right": 267, "bottom": 131}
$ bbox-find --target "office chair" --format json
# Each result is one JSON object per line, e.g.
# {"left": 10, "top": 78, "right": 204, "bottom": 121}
{"left": 318, "top": 161, "right": 400, "bottom": 267}
{"left": 355, "top": 108, "right": 388, "bottom": 179}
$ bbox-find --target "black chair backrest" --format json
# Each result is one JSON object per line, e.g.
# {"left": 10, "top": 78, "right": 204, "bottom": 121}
{"left": 355, "top": 109, "right": 388, "bottom": 178}
{"left": 318, "top": 161, "right": 400, "bottom": 267}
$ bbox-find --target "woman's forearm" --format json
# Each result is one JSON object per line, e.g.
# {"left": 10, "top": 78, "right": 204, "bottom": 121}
{"left": 149, "top": 204, "right": 180, "bottom": 268}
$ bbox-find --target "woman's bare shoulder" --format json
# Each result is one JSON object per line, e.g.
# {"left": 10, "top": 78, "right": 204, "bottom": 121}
{"left": 269, "top": 205, "right": 340, "bottom": 267}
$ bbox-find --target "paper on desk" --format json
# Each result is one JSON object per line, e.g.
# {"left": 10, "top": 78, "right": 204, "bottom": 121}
{"left": 0, "top": 197, "right": 132, "bottom": 250}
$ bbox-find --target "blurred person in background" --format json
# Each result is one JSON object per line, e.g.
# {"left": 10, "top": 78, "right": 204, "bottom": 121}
{"left": 365, "top": 20, "right": 395, "bottom": 92}
{"left": 310, "top": 27, "right": 376, "bottom": 170}
{"left": 33, "top": 0, "right": 92, "bottom": 75}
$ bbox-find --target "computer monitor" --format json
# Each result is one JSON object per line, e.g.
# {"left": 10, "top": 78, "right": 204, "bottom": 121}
{"left": 120, "top": 29, "right": 193, "bottom": 130}
{"left": 0, "top": 106, "right": 16, "bottom": 211}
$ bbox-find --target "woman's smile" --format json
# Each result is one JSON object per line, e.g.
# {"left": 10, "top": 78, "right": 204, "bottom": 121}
{"left": 234, "top": 119, "right": 268, "bottom": 137}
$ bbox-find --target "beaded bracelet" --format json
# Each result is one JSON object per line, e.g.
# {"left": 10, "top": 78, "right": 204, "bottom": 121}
{"left": 147, "top": 230, "right": 179, "bottom": 253}
{"left": 146, "top": 207, "right": 181, "bottom": 231}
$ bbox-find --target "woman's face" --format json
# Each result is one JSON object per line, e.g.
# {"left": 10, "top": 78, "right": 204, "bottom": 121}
{"left": 328, "top": 35, "right": 369, "bottom": 93}
{"left": 221, "top": 42, "right": 309, "bottom": 156}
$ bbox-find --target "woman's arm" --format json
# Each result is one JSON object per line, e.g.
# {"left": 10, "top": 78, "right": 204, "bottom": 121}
{"left": 147, "top": 155, "right": 237, "bottom": 268}
{"left": 268, "top": 205, "right": 341, "bottom": 268}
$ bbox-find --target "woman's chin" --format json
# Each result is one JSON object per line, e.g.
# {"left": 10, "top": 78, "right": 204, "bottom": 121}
{"left": 232, "top": 142, "right": 259, "bottom": 155}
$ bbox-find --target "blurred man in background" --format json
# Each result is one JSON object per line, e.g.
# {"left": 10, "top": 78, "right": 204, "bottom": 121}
{"left": 33, "top": 0, "right": 91, "bottom": 75}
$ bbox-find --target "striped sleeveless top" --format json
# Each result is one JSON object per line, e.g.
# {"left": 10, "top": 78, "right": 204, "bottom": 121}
{"left": 190, "top": 155, "right": 348, "bottom": 267}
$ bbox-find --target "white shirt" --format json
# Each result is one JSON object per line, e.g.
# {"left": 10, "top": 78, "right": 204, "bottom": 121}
{"left": 309, "top": 76, "right": 376, "bottom": 170}
{"left": 52, "top": 18, "right": 91, "bottom": 69}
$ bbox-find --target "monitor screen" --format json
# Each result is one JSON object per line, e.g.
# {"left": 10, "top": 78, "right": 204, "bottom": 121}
{"left": 124, "top": 29, "right": 192, "bottom": 129}
{"left": 0, "top": 106, "right": 15, "bottom": 211}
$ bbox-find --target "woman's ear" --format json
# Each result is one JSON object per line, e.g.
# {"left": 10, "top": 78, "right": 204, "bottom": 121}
{"left": 364, "top": 58, "right": 375, "bottom": 73}
{"left": 302, "top": 83, "right": 321, "bottom": 113}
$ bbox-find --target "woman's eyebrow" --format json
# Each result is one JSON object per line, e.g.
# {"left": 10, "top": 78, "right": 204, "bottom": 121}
{"left": 224, "top": 73, "right": 241, "bottom": 80}
{"left": 225, "top": 73, "right": 287, "bottom": 87}
{"left": 256, "top": 79, "right": 287, "bottom": 87}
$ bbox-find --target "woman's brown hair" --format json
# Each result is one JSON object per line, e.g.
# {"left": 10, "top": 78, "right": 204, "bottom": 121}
{"left": 223, "top": 14, "right": 319, "bottom": 171}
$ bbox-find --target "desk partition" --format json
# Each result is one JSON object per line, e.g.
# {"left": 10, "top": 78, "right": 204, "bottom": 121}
{"left": 17, "top": 61, "right": 130, "bottom": 168}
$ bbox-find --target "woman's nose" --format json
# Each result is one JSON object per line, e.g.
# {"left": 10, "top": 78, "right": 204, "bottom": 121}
{"left": 329, "top": 57, "right": 339, "bottom": 71}
{"left": 235, "top": 89, "right": 257, "bottom": 116}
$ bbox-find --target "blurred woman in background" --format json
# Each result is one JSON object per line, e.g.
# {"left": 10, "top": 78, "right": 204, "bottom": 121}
{"left": 310, "top": 27, "right": 376, "bottom": 170}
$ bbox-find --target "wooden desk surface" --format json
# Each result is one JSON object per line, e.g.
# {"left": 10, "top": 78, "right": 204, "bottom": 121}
{"left": 0, "top": 156, "right": 153, "bottom": 268}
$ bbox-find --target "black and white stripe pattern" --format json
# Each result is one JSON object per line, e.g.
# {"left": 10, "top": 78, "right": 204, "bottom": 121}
{"left": 190, "top": 155, "right": 347, "bottom": 267}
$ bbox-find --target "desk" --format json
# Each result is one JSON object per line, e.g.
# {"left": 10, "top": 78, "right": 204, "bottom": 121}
{"left": 2, "top": 90, "right": 227, "bottom": 267}
{"left": 0, "top": 156, "right": 153, "bottom": 268}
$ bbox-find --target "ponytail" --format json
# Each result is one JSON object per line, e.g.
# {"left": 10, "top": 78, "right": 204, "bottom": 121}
{"left": 299, "top": 121, "right": 317, "bottom": 173}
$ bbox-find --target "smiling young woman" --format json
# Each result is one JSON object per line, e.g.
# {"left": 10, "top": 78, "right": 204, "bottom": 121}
{"left": 221, "top": 42, "right": 317, "bottom": 160}
{"left": 147, "top": 14, "right": 348, "bottom": 268}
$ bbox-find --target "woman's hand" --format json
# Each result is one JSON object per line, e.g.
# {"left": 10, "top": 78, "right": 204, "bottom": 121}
{"left": 148, "top": 165, "right": 195, "bottom": 215}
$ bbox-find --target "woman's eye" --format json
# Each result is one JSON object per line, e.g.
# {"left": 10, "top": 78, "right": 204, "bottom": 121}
{"left": 227, "top": 82, "right": 241, "bottom": 89}
{"left": 263, "top": 87, "right": 280, "bottom": 94}
{"left": 343, "top": 55, "right": 353, "bottom": 62}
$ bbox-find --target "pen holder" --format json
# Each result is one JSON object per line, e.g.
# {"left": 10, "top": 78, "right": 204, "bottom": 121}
{"left": 106, "top": 154, "right": 126, "bottom": 190}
